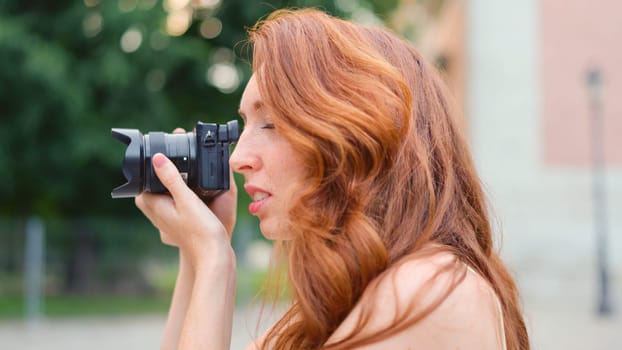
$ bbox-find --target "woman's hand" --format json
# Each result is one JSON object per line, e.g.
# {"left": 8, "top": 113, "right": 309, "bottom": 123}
{"left": 206, "top": 170, "right": 237, "bottom": 236}
{"left": 138, "top": 128, "right": 237, "bottom": 350}
{"left": 135, "top": 150, "right": 237, "bottom": 263}
{"left": 175, "top": 127, "right": 237, "bottom": 236}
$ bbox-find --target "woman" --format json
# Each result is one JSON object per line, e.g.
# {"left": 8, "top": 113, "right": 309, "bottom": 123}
{"left": 136, "top": 8, "right": 530, "bottom": 350}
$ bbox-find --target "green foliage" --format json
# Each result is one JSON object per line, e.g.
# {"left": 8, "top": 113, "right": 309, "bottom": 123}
{"left": 0, "top": 0, "right": 398, "bottom": 295}
{"left": 0, "top": 0, "right": 399, "bottom": 218}
{"left": 1, "top": 1, "right": 230, "bottom": 218}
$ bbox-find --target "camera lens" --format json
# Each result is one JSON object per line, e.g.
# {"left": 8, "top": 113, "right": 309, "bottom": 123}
{"left": 143, "top": 132, "right": 195, "bottom": 193}
{"left": 111, "top": 120, "right": 239, "bottom": 199}
{"left": 111, "top": 128, "right": 144, "bottom": 198}
{"left": 110, "top": 130, "right": 195, "bottom": 198}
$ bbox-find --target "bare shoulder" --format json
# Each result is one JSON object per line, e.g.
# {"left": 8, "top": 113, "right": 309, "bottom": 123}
{"left": 327, "top": 249, "right": 504, "bottom": 349}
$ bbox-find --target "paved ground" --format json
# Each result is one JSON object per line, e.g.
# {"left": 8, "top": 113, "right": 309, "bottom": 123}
{"left": 1, "top": 282, "right": 620, "bottom": 350}
{"left": 0, "top": 303, "right": 278, "bottom": 350}
{"left": 521, "top": 290, "right": 621, "bottom": 350}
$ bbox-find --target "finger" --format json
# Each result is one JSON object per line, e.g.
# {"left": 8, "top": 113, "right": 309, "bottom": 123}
{"left": 136, "top": 192, "right": 175, "bottom": 227}
{"left": 151, "top": 153, "right": 191, "bottom": 202}
{"left": 173, "top": 128, "right": 186, "bottom": 134}
{"left": 208, "top": 170, "right": 238, "bottom": 236}
{"left": 159, "top": 230, "right": 175, "bottom": 247}
{"left": 135, "top": 193, "right": 146, "bottom": 212}
{"left": 135, "top": 193, "right": 161, "bottom": 228}
{"left": 135, "top": 193, "right": 158, "bottom": 216}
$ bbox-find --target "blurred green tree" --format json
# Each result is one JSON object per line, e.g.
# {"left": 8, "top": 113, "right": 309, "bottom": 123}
{"left": 0, "top": 0, "right": 397, "bottom": 294}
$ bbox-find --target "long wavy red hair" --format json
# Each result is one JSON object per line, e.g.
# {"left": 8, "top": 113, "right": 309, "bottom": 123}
{"left": 247, "top": 8, "right": 529, "bottom": 350}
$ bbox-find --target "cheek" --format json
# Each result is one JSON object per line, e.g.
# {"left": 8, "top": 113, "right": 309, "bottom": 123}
{"left": 281, "top": 148, "right": 307, "bottom": 181}
{"left": 280, "top": 162, "right": 306, "bottom": 195}
{"left": 280, "top": 164, "right": 309, "bottom": 220}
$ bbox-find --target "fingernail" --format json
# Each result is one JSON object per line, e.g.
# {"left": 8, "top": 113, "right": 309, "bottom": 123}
{"left": 153, "top": 153, "right": 166, "bottom": 168}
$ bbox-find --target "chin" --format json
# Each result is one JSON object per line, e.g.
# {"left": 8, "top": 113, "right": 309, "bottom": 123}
{"left": 259, "top": 219, "right": 294, "bottom": 241}
{"left": 259, "top": 220, "right": 277, "bottom": 240}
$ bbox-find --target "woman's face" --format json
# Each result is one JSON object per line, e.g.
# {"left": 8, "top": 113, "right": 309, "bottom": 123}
{"left": 230, "top": 75, "right": 307, "bottom": 240}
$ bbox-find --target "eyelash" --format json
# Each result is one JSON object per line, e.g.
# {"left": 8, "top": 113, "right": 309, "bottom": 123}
{"left": 261, "top": 124, "right": 275, "bottom": 129}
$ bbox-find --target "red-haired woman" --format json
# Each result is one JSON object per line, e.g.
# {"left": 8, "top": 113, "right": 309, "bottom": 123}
{"left": 136, "top": 8, "right": 530, "bottom": 350}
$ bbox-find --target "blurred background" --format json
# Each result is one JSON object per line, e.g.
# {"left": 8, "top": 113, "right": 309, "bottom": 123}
{"left": 0, "top": 0, "right": 620, "bottom": 349}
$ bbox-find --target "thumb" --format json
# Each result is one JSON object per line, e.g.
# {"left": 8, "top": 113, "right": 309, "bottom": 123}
{"left": 152, "top": 153, "right": 190, "bottom": 201}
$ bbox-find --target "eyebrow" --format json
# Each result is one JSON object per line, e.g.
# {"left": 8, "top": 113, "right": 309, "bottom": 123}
{"left": 238, "top": 100, "right": 264, "bottom": 122}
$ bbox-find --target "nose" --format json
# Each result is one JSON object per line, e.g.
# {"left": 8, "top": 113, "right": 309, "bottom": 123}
{"left": 229, "top": 131, "right": 260, "bottom": 174}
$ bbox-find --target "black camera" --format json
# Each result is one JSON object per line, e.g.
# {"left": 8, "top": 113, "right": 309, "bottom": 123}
{"left": 111, "top": 120, "right": 239, "bottom": 201}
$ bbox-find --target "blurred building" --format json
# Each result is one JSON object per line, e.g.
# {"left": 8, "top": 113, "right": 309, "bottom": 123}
{"left": 402, "top": 0, "right": 621, "bottom": 314}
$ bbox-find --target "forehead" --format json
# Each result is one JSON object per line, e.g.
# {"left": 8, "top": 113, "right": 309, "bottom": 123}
{"left": 239, "top": 75, "right": 261, "bottom": 118}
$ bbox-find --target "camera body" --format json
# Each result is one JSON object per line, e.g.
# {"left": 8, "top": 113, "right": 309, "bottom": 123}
{"left": 111, "top": 120, "right": 239, "bottom": 200}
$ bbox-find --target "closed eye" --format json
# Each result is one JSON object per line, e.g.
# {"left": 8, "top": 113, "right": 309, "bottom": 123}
{"left": 261, "top": 124, "right": 275, "bottom": 129}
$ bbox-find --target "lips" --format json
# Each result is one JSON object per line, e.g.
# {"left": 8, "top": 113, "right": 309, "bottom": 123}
{"left": 245, "top": 184, "right": 272, "bottom": 215}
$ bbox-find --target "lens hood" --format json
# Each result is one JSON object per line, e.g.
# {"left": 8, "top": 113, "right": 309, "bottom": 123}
{"left": 111, "top": 128, "right": 144, "bottom": 198}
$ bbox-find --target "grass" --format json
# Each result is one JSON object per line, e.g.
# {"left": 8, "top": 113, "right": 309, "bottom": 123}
{"left": 0, "top": 265, "right": 274, "bottom": 320}
{"left": 0, "top": 294, "right": 171, "bottom": 319}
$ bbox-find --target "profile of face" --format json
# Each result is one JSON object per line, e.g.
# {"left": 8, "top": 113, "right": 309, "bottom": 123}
{"left": 229, "top": 75, "right": 307, "bottom": 240}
